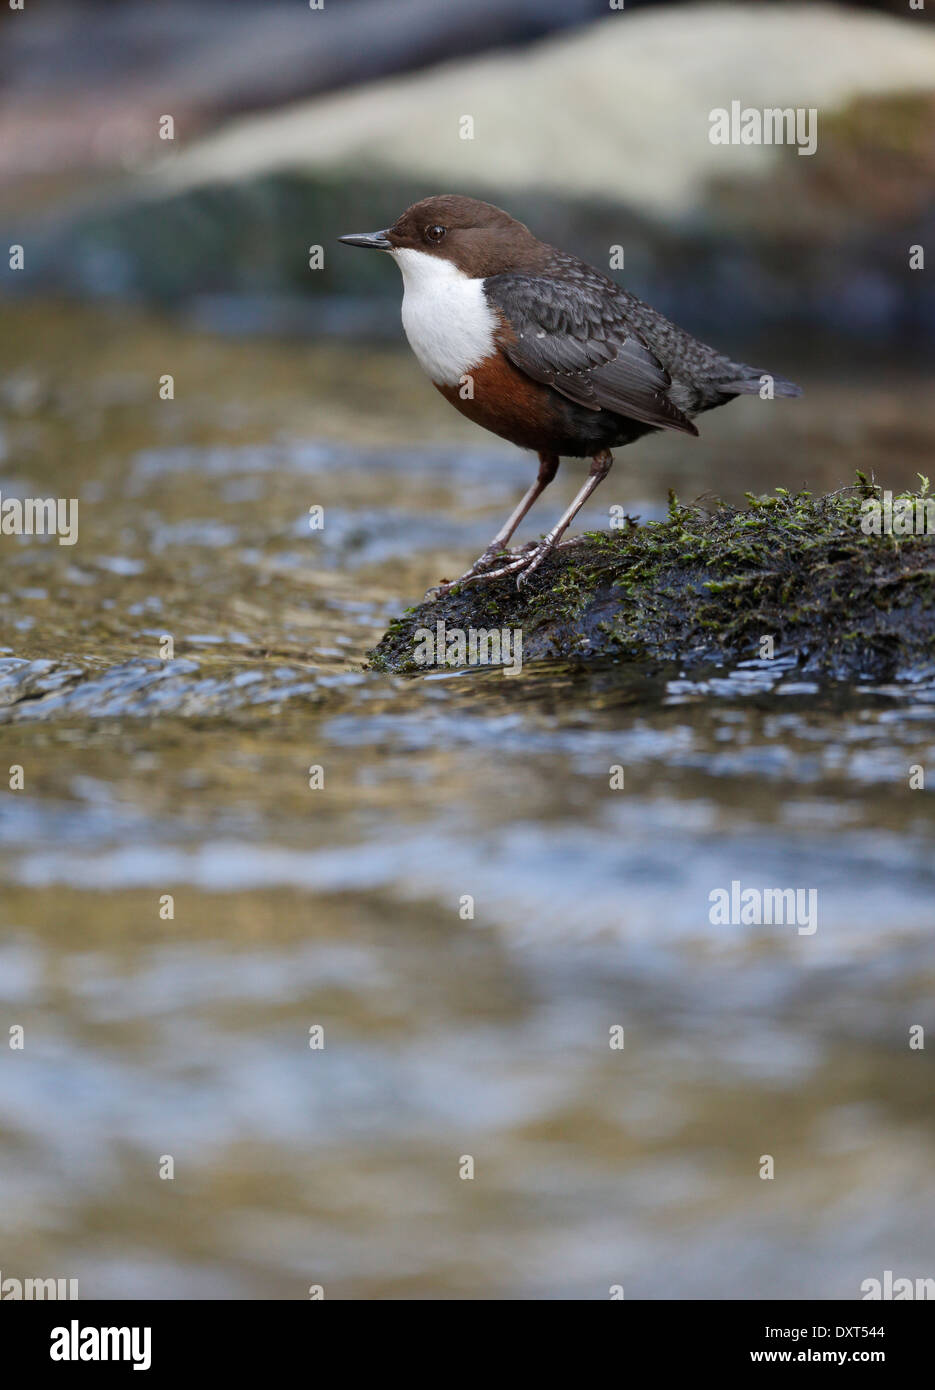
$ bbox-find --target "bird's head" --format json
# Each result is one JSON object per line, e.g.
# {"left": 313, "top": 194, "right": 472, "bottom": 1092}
{"left": 339, "top": 195, "right": 544, "bottom": 279}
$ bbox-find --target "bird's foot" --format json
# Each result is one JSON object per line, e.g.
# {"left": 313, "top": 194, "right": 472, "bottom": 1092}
{"left": 510, "top": 533, "right": 590, "bottom": 586}
{"left": 427, "top": 534, "right": 584, "bottom": 597}
{"left": 428, "top": 541, "right": 534, "bottom": 596}
{"left": 510, "top": 532, "right": 587, "bottom": 587}
{"left": 451, "top": 537, "right": 560, "bottom": 590}
{"left": 514, "top": 538, "right": 557, "bottom": 589}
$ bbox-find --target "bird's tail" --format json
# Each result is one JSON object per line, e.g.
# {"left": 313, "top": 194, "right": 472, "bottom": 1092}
{"left": 719, "top": 366, "right": 802, "bottom": 397}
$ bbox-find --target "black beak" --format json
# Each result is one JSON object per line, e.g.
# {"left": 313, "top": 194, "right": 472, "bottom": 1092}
{"left": 338, "top": 229, "right": 392, "bottom": 250}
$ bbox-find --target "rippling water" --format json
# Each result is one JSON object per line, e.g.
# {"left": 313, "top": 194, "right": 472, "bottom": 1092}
{"left": 0, "top": 303, "right": 933, "bottom": 1298}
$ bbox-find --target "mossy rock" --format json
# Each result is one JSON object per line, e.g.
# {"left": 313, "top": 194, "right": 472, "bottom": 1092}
{"left": 369, "top": 481, "right": 935, "bottom": 680}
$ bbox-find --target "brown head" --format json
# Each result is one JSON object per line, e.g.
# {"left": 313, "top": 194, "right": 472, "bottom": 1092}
{"left": 339, "top": 195, "right": 547, "bottom": 278}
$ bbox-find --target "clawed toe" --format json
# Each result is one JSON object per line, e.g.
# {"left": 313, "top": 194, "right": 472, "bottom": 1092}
{"left": 429, "top": 536, "right": 560, "bottom": 596}
{"left": 440, "top": 544, "right": 526, "bottom": 590}
{"left": 470, "top": 547, "right": 510, "bottom": 574}
{"left": 456, "top": 554, "right": 529, "bottom": 587}
{"left": 460, "top": 541, "right": 556, "bottom": 590}
{"left": 515, "top": 544, "right": 553, "bottom": 588}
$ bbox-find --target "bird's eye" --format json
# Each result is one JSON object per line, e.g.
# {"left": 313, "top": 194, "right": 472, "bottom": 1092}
{"left": 424, "top": 224, "right": 447, "bottom": 244}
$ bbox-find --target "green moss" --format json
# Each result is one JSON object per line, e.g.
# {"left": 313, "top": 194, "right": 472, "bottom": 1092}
{"left": 369, "top": 482, "right": 935, "bottom": 679}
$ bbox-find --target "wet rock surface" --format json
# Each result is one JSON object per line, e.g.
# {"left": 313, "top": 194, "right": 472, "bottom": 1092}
{"left": 371, "top": 486, "right": 935, "bottom": 680}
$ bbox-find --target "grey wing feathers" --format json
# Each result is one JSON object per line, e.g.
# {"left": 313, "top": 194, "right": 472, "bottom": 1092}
{"left": 485, "top": 273, "right": 699, "bottom": 436}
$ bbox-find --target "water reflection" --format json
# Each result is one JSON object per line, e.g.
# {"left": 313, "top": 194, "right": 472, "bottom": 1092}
{"left": 0, "top": 304, "right": 933, "bottom": 1299}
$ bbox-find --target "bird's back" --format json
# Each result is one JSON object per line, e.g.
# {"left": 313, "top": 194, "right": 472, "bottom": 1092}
{"left": 536, "top": 248, "right": 800, "bottom": 413}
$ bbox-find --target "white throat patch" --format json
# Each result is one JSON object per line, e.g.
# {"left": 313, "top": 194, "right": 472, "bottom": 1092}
{"left": 390, "top": 247, "right": 496, "bottom": 387}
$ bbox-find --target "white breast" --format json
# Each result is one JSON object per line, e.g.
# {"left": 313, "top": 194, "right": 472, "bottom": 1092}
{"left": 391, "top": 247, "right": 496, "bottom": 387}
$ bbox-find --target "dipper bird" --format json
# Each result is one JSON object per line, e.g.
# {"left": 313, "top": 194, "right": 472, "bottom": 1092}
{"left": 339, "top": 195, "right": 801, "bottom": 589}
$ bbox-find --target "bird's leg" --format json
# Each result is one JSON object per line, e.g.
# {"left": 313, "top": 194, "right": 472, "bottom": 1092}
{"left": 435, "top": 453, "right": 559, "bottom": 592}
{"left": 465, "top": 450, "right": 614, "bottom": 589}
{"left": 516, "top": 449, "right": 613, "bottom": 587}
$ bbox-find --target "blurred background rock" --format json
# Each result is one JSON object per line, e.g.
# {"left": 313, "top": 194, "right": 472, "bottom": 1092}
{"left": 2, "top": 0, "right": 934, "bottom": 349}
